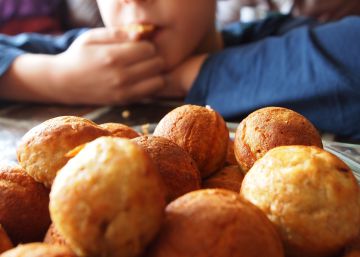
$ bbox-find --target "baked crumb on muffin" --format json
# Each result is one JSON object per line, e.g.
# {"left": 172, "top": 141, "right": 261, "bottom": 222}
{"left": 147, "top": 189, "right": 284, "bottom": 257}
{"left": 50, "top": 137, "right": 165, "bottom": 257}
{"left": 234, "top": 107, "right": 323, "bottom": 172}
{"left": 17, "top": 116, "right": 109, "bottom": 187}
{"left": 153, "top": 104, "right": 229, "bottom": 178}
{"left": 0, "top": 243, "right": 76, "bottom": 257}
{"left": 100, "top": 123, "right": 140, "bottom": 139}
{"left": 133, "top": 135, "right": 201, "bottom": 202}
{"left": 240, "top": 145, "right": 360, "bottom": 257}
{"left": 0, "top": 164, "right": 50, "bottom": 244}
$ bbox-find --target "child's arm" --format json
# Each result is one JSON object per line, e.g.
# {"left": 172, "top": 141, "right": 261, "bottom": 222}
{"left": 163, "top": 17, "right": 360, "bottom": 140}
{"left": 0, "top": 28, "right": 165, "bottom": 105}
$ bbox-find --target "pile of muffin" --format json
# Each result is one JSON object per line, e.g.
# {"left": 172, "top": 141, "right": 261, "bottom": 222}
{"left": 1, "top": 105, "right": 360, "bottom": 257}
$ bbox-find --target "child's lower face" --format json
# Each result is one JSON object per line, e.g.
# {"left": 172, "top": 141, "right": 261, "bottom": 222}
{"left": 96, "top": 0, "right": 217, "bottom": 70}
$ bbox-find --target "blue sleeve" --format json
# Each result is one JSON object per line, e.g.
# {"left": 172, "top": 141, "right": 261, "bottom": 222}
{"left": 222, "top": 14, "right": 318, "bottom": 46}
{"left": 0, "top": 28, "right": 87, "bottom": 77}
{"left": 186, "top": 16, "right": 360, "bottom": 141}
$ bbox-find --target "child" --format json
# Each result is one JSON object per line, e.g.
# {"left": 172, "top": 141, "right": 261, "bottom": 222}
{"left": 0, "top": 0, "right": 359, "bottom": 140}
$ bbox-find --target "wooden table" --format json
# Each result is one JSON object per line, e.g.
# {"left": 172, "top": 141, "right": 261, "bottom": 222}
{"left": 0, "top": 100, "right": 183, "bottom": 164}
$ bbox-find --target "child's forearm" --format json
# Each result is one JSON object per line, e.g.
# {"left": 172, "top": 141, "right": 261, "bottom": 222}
{"left": 0, "top": 54, "right": 61, "bottom": 103}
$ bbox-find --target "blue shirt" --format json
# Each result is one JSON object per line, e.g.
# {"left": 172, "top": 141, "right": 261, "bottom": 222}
{"left": 186, "top": 15, "right": 360, "bottom": 141}
{"left": 0, "top": 15, "right": 359, "bottom": 140}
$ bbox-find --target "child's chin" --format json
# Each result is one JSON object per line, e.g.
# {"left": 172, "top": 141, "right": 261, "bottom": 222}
{"left": 163, "top": 54, "right": 192, "bottom": 72}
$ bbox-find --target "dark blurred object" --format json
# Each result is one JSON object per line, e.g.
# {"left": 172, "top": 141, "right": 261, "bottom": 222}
{"left": 292, "top": 0, "right": 360, "bottom": 22}
{"left": 0, "top": 0, "right": 65, "bottom": 35}
{"left": 64, "top": 0, "right": 103, "bottom": 28}
{"left": 0, "top": 0, "right": 102, "bottom": 35}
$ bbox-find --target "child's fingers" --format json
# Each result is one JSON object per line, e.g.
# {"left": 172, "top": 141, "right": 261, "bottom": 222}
{"left": 123, "top": 57, "right": 165, "bottom": 84}
{"left": 114, "top": 76, "right": 166, "bottom": 104}
{"left": 111, "top": 42, "right": 157, "bottom": 66}
{"left": 80, "top": 27, "right": 133, "bottom": 44}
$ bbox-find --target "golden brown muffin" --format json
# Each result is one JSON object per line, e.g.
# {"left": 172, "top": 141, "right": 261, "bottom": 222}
{"left": 133, "top": 135, "right": 201, "bottom": 202}
{"left": 50, "top": 137, "right": 166, "bottom": 257}
{"left": 0, "top": 164, "right": 51, "bottom": 244}
{"left": 43, "top": 224, "right": 69, "bottom": 249}
{"left": 225, "top": 139, "right": 237, "bottom": 166}
{"left": 343, "top": 234, "right": 360, "bottom": 257}
{"left": 0, "top": 225, "right": 12, "bottom": 254}
{"left": 153, "top": 105, "right": 229, "bottom": 178}
{"left": 344, "top": 251, "right": 360, "bottom": 257}
{"left": 0, "top": 243, "right": 76, "bottom": 257}
{"left": 147, "top": 189, "right": 284, "bottom": 257}
{"left": 100, "top": 123, "right": 140, "bottom": 139}
{"left": 240, "top": 145, "right": 360, "bottom": 257}
{"left": 234, "top": 106, "right": 323, "bottom": 172}
{"left": 202, "top": 165, "right": 244, "bottom": 192}
{"left": 17, "top": 116, "right": 109, "bottom": 187}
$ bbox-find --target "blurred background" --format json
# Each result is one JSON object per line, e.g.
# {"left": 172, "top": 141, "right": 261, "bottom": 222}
{"left": 0, "top": 0, "right": 294, "bottom": 35}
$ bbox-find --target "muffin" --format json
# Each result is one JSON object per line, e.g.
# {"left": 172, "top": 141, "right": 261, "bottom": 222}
{"left": 234, "top": 107, "right": 323, "bottom": 172}
{"left": 0, "top": 243, "right": 76, "bottom": 257}
{"left": 202, "top": 165, "right": 244, "bottom": 192}
{"left": 0, "top": 164, "right": 51, "bottom": 244}
{"left": 343, "top": 249, "right": 360, "bottom": 257}
{"left": 17, "top": 116, "right": 109, "bottom": 187}
{"left": 240, "top": 145, "right": 360, "bottom": 257}
{"left": 344, "top": 252, "right": 360, "bottom": 257}
{"left": 153, "top": 105, "right": 229, "bottom": 178}
{"left": 0, "top": 225, "right": 12, "bottom": 254}
{"left": 50, "top": 137, "right": 165, "bottom": 257}
{"left": 133, "top": 135, "right": 201, "bottom": 202}
{"left": 44, "top": 224, "right": 69, "bottom": 249}
{"left": 225, "top": 139, "right": 237, "bottom": 166}
{"left": 344, "top": 248, "right": 360, "bottom": 257}
{"left": 100, "top": 123, "right": 140, "bottom": 139}
{"left": 343, "top": 234, "right": 360, "bottom": 257}
{"left": 147, "top": 189, "right": 284, "bottom": 257}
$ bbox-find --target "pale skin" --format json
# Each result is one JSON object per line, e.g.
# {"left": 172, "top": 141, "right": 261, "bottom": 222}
{"left": 0, "top": 28, "right": 166, "bottom": 105}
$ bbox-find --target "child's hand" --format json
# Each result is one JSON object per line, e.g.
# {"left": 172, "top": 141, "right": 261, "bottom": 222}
{"left": 51, "top": 27, "right": 165, "bottom": 105}
{"left": 157, "top": 54, "right": 208, "bottom": 99}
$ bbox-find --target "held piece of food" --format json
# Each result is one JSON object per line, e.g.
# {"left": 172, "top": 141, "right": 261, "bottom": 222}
{"left": 122, "top": 23, "right": 156, "bottom": 40}
{"left": 17, "top": 116, "right": 109, "bottom": 188}
{"left": 0, "top": 243, "right": 77, "bottom": 257}
{"left": 50, "top": 137, "right": 166, "bottom": 257}
{"left": 202, "top": 165, "right": 244, "bottom": 192}
{"left": 0, "top": 164, "right": 50, "bottom": 245}
{"left": 133, "top": 135, "right": 201, "bottom": 202}
{"left": 147, "top": 189, "right": 284, "bottom": 257}
{"left": 44, "top": 224, "right": 70, "bottom": 249}
{"left": 240, "top": 146, "right": 360, "bottom": 257}
{"left": 234, "top": 106, "right": 323, "bottom": 172}
{"left": 100, "top": 123, "right": 140, "bottom": 139}
{"left": 0, "top": 225, "right": 12, "bottom": 254}
{"left": 153, "top": 105, "right": 229, "bottom": 178}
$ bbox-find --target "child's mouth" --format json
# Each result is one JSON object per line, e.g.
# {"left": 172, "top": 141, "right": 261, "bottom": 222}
{"left": 124, "top": 23, "right": 160, "bottom": 41}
